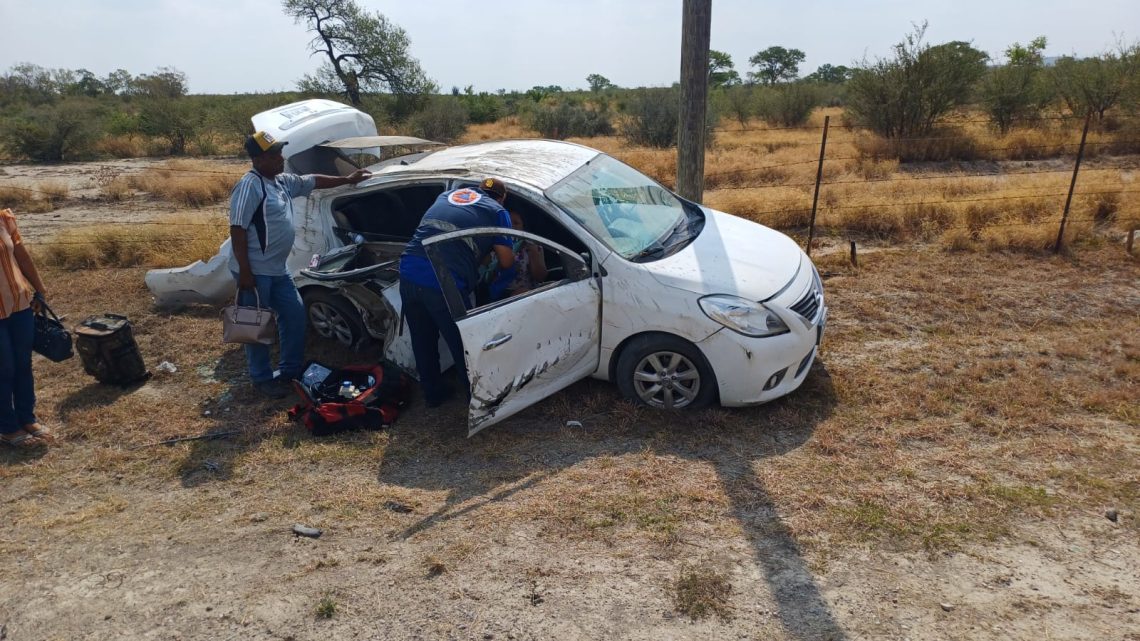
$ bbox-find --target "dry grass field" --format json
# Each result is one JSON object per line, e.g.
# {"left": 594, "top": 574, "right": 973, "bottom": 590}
{"left": 1, "top": 114, "right": 1138, "bottom": 640}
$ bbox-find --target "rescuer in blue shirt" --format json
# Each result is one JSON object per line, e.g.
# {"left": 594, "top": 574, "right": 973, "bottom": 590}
{"left": 399, "top": 178, "right": 514, "bottom": 407}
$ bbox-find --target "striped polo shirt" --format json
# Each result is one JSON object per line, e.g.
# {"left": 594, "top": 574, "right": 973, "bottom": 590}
{"left": 0, "top": 209, "right": 35, "bottom": 319}
{"left": 227, "top": 171, "right": 316, "bottom": 276}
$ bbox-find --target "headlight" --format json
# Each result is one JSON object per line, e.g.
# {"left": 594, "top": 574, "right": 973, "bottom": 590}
{"left": 699, "top": 294, "right": 789, "bottom": 338}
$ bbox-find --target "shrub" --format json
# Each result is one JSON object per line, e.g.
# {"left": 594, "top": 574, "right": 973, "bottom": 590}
{"left": 979, "top": 65, "right": 1045, "bottom": 134}
{"left": 846, "top": 23, "right": 988, "bottom": 138}
{"left": 406, "top": 96, "right": 468, "bottom": 143}
{"left": 754, "top": 83, "right": 820, "bottom": 127}
{"left": 137, "top": 97, "right": 202, "bottom": 155}
{"left": 0, "top": 98, "right": 103, "bottom": 161}
{"left": 525, "top": 100, "right": 613, "bottom": 139}
{"left": 458, "top": 88, "right": 505, "bottom": 125}
{"left": 620, "top": 88, "right": 683, "bottom": 148}
{"left": 713, "top": 85, "right": 754, "bottom": 129}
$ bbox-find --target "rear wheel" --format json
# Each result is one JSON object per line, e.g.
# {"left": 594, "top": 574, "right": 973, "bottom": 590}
{"left": 302, "top": 289, "right": 364, "bottom": 348}
{"left": 615, "top": 335, "right": 716, "bottom": 410}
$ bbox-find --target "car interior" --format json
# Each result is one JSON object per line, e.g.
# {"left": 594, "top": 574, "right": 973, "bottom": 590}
{"left": 325, "top": 183, "right": 593, "bottom": 310}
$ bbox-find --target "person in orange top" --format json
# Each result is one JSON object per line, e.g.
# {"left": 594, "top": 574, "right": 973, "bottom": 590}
{"left": 0, "top": 209, "right": 52, "bottom": 447}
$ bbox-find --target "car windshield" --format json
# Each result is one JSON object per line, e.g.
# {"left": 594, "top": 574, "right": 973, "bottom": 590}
{"left": 547, "top": 155, "right": 690, "bottom": 260}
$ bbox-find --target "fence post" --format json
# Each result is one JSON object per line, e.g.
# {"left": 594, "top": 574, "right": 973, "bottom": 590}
{"left": 1129, "top": 228, "right": 1137, "bottom": 255}
{"left": 1055, "top": 112, "right": 1092, "bottom": 253}
{"left": 849, "top": 241, "right": 858, "bottom": 267}
{"left": 805, "top": 115, "right": 830, "bottom": 256}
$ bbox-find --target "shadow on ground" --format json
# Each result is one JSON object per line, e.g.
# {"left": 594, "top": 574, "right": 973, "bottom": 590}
{"left": 378, "top": 361, "right": 845, "bottom": 640}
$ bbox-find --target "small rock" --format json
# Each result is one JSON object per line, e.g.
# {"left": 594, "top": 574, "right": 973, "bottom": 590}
{"left": 484, "top": 634, "right": 494, "bottom": 640}
{"left": 292, "top": 524, "right": 322, "bottom": 538}
{"left": 940, "top": 602, "right": 955, "bottom": 612}
{"left": 384, "top": 500, "right": 413, "bottom": 514}
{"left": 1105, "top": 508, "right": 1119, "bottom": 522}
{"left": 250, "top": 513, "right": 269, "bottom": 523}
{"left": 156, "top": 361, "right": 178, "bottom": 374}
{"left": 565, "top": 420, "right": 583, "bottom": 429}
{"left": 203, "top": 410, "right": 212, "bottom": 417}
{"left": 203, "top": 460, "right": 220, "bottom": 472}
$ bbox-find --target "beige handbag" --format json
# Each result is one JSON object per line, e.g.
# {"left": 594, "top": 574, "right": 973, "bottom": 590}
{"left": 221, "top": 289, "right": 278, "bottom": 345}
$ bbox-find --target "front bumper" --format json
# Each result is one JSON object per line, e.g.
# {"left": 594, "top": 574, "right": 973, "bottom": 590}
{"left": 698, "top": 303, "right": 826, "bottom": 406}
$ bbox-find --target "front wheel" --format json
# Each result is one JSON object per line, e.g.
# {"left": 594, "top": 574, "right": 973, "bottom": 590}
{"left": 615, "top": 335, "right": 717, "bottom": 410}
{"left": 302, "top": 289, "right": 365, "bottom": 348}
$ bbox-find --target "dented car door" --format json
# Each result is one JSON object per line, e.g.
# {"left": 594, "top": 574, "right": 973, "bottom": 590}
{"left": 422, "top": 228, "right": 601, "bottom": 436}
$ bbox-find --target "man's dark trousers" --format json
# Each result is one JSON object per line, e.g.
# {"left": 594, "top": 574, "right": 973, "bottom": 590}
{"left": 399, "top": 280, "right": 469, "bottom": 406}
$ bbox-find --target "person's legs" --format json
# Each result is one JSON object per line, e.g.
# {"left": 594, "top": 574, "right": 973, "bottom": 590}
{"left": 234, "top": 273, "right": 274, "bottom": 383}
{"left": 0, "top": 313, "right": 20, "bottom": 436}
{"left": 418, "top": 286, "right": 469, "bottom": 400}
{"left": 400, "top": 280, "right": 446, "bottom": 405}
{"left": 6, "top": 308, "right": 36, "bottom": 427}
{"left": 268, "top": 274, "right": 306, "bottom": 380}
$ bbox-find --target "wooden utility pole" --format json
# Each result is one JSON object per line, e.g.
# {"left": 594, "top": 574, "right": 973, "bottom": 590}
{"left": 677, "top": 0, "right": 712, "bottom": 203}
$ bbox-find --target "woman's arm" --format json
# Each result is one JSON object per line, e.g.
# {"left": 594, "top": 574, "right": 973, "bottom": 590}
{"left": 526, "top": 244, "right": 547, "bottom": 282}
{"left": 13, "top": 243, "right": 46, "bottom": 297}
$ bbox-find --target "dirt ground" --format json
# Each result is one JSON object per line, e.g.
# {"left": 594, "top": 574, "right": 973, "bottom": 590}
{"left": 1, "top": 159, "right": 1138, "bottom": 641}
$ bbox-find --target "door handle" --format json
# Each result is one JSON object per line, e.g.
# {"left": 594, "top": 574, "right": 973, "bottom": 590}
{"left": 483, "top": 334, "right": 513, "bottom": 351}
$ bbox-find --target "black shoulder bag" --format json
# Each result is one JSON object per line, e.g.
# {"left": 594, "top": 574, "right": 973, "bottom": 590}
{"left": 32, "top": 299, "right": 74, "bottom": 362}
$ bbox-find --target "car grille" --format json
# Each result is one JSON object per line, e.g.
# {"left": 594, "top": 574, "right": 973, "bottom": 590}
{"left": 789, "top": 286, "right": 820, "bottom": 322}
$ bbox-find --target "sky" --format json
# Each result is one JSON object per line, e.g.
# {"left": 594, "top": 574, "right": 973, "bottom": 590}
{"left": 1, "top": 0, "right": 1137, "bottom": 95}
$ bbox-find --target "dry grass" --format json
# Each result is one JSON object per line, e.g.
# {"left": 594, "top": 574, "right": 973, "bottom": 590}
{"left": 673, "top": 564, "right": 733, "bottom": 621}
{"left": 40, "top": 214, "right": 229, "bottom": 269}
{"left": 127, "top": 160, "right": 244, "bottom": 207}
{"left": 93, "top": 135, "right": 148, "bottom": 159}
{"left": 0, "top": 180, "right": 69, "bottom": 213}
{"left": 458, "top": 117, "right": 541, "bottom": 143}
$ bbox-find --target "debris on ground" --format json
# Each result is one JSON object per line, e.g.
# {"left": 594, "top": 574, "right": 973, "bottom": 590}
{"left": 293, "top": 524, "right": 323, "bottom": 538}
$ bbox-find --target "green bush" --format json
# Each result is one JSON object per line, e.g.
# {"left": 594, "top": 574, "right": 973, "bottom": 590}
{"left": 712, "top": 85, "right": 754, "bottom": 128}
{"left": 406, "top": 96, "right": 468, "bottom": 143}
{"left": 0, "top": 98, "right": 103, "bottom": 161}
{"left": 525, "top": 99, "right": 612, "bottom": 139}
{"left": 619, "top": 88, "right": 681, "bottom": 148}
{"left": 845, "top": 23, "right": 988, "bottom": 137}
{"left": 137, "top": 97, "right": 202, "bottom": 155}
{"left": 458, "top": 89, "right": 505, "bottom": 125}
{"left": 979, "top": 65, "right": 1051, "bottom": 134}
{"left": 755, "top": 83, "right": 821, "bottom": 126}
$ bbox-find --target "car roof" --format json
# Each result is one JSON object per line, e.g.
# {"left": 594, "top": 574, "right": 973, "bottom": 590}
{"left": 366, "top": 139, "right": 600, "bottom": 191}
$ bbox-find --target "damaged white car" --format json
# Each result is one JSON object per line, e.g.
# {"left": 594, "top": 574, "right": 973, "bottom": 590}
{"left": 147, "top": 100, "right": 827, "bottom": 435}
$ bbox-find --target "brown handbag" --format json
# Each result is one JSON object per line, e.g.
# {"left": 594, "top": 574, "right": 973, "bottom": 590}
{"left": 221, "top": 289, "right": 278, "bottom": 345}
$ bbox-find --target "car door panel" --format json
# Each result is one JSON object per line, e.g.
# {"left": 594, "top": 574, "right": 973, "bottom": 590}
{"left": 422, "top": 228, "right": 601, "bottom": 436}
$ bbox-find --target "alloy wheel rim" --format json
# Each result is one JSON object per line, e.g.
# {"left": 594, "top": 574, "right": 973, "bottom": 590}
{"left": 309, "top": 302, "right": 354, "bottom": 346}
{"left": 632, "top": 351, "right": 700, "bottom": 409}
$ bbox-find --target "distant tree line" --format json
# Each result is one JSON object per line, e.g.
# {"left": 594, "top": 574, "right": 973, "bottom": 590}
{"left": 1, "top": 16, "right": 1138, "bottom": 162}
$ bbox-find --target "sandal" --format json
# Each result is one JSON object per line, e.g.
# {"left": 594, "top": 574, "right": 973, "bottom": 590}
{"left": 1, "top": 432, "right": 35, "bottom": 447}
{"left": 23, "top": 423, "right": 53, "bottom": 441}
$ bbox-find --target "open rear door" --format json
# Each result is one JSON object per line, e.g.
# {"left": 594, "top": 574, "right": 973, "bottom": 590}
{"left": 423, "top": 228, "right": 601, "bottom": 436}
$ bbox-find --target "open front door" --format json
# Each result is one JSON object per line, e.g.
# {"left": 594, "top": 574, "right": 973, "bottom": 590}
{"left": 423, "top": 228, "right": 601, "bottom": 436}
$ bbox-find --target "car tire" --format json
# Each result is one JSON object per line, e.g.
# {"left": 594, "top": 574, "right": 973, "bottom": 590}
{"left": 302, "top": 289, "right": 365, "bottom": 348}
{"left": 615, "top": 334, "right": 717, "bottom": 410}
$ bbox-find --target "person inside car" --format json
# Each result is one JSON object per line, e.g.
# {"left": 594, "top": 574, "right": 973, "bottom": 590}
{"left": 486, "top": 210, "right": 548, "bottom": 301}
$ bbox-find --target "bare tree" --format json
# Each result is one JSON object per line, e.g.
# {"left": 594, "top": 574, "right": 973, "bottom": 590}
{"left": 283, "top": 0, "right": 433, "bottom": 106}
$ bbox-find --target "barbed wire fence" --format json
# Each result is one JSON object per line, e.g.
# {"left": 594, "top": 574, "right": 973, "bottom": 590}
{"left": 2, "top": 112, "right": 1139, "bottom": 268}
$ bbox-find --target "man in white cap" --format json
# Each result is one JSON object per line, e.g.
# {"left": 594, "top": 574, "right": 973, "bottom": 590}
{"left": 230, "top": 130, "right": 371, "bottom": 398}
